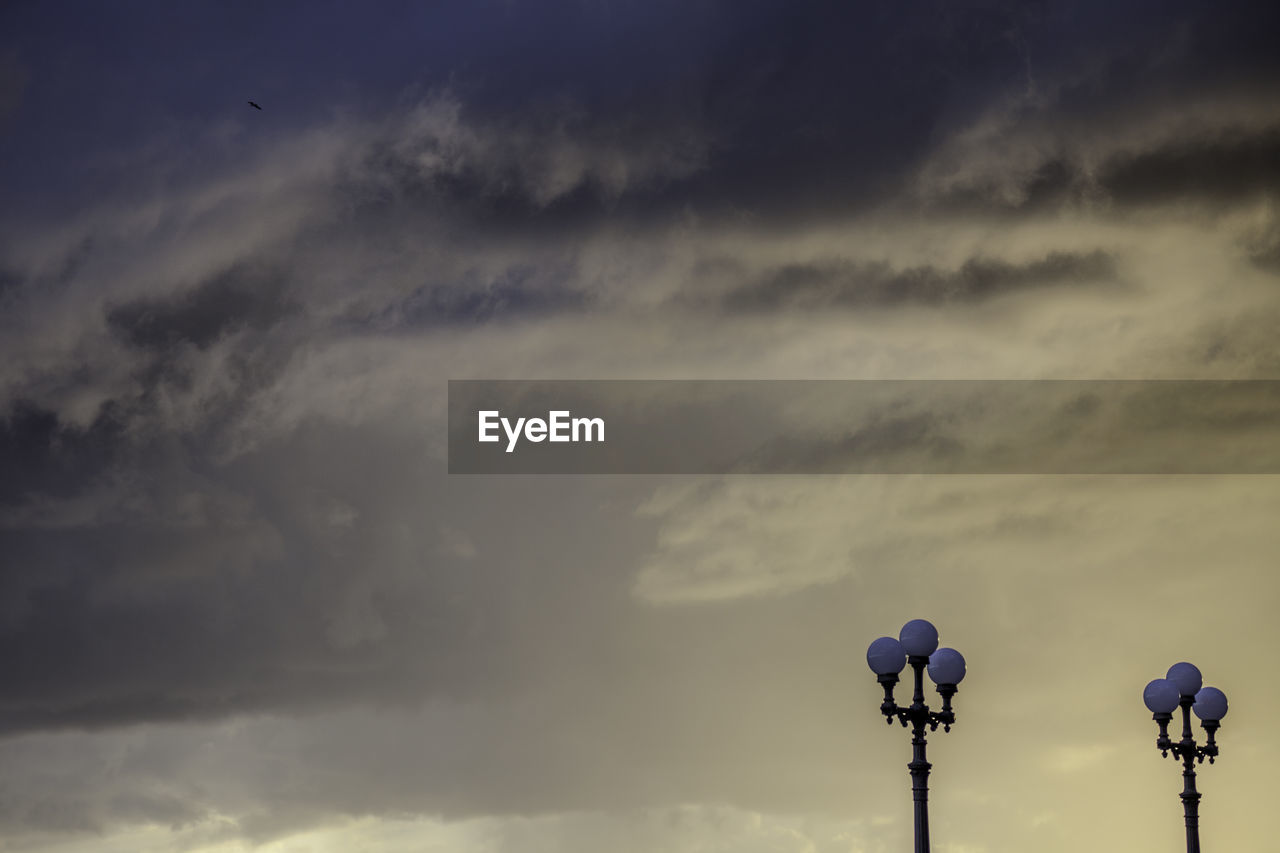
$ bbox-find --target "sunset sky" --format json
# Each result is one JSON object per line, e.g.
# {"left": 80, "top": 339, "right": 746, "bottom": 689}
{"left": 2, "top": 2, "right": 1279, "bottom": 851}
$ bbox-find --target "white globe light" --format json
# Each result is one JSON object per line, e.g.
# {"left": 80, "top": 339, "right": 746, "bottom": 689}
{"left": 1143, "top": 678, "right": 1180, "bottom": 714}
{"left": 927, "top": 648, "right": 966, "bottom": 685}
{"left": 866, "top": 636, "right": 907, "bottom": 675}
{"left": 899, "top": 619, "right": 939, "bottom": 657}
{"left": 1166, "top": 662, "right": 1202, "bottom": 697}
{"left": 1193, "top": 686, "right": 1228, "bottom": 722}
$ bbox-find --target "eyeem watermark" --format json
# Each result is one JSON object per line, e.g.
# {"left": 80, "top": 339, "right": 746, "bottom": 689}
{"left": 451, "top": 379, "right": 1280, "bottom": 474}
{"left": 478, "top": 410, "right": 605, "bottom": 453}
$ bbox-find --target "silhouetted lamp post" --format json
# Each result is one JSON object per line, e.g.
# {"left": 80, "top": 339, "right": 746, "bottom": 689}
{"left": 866, "top": 619, "right": 966, "bottom": 853}
{"left": 1143, "top": 662, "right": 1229, "bottom": 853}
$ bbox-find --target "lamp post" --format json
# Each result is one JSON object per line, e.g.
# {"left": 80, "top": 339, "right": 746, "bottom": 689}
{"left": 866, "top": 619, "right": 966, "bottom": 853}
{"left": 1142, "top": 662, "right": 1229, "bottom": 853}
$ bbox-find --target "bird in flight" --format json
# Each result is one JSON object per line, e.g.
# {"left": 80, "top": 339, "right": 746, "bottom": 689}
{"left": 248, "top": 101, "right": 262, "bottom": 110}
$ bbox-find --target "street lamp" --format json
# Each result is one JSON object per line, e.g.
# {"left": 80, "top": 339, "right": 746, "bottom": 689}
{"left": 866, "top": 619, "right": 967, "bottom": 853}
{"left": 1143, "top": 661, "right": 1229, "bottom": 853}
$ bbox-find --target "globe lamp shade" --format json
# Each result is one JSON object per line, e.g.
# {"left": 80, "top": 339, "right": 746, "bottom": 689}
{"left": 927, "top": 647, "right": 966, "bottom": 685}
{"left": 866, "top": 636, "right": 907, "bottom": 675}
{"left": 1143, "top": 678, "right": 1180, "bottom": 714}
{"left": 899, "top": 619, "right": 939, "bottom": 657}
{"left": 1192, "top": 686, "right": 1228, "bottom": 722}
{"left": 1166, "top": 662, "right": 1203, "bottom": 697}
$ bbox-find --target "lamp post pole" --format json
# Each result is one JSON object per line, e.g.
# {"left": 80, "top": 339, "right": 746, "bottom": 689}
{"left": 1143, "top": 662, "right": 1228, "bottom": 853}
{"left": 867, "top": 619, "right": 966, "bottom": 853}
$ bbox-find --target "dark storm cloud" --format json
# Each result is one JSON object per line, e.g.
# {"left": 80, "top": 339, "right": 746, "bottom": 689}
{"left": 0, "top": 49, "right": 25, "bottom": 130}
{"left": 718, "top": 250, "right": 1116, "bottom": 311}
{"left": 0, "top": 266, "right": 20, "bottom": 298}
{"left": 390, "top": 279, "right": 588, "bottom": 328}
{"left": 0, "top": 402, "right": 125, "bottom": 506}
{"left": 10, "top": 0, "right": 1247, "bottom": 226}
{"left": 0, "top": 400, "right": 674, "bottom": 741}
{"left": 6, "top": 1, "right": 1279, "bottom": 232}
{"left": 454, "top": 0, "right": 1280, "bottom": 223}
{"left": 344, "top": 100, "right": 711, "bottom": 227}
{"left": 105, "top": 264, "right": 295, "bottom": 353}
{"left": 1243, "top": 219, "right": 1280, "bottom": 273}
{"left": 1024, "top": 127, "right": 1280, "bottom": 213}
{"left": 744, "top": 412, "right": 964, "bottom": 474}
{"left": 334, "top": 263, "right": 591, "bottom": 331}
{"left": 0, "top": 422, "right": 492, "bottom": 735}
{"left": 1099, "top": 126, "right": 1280, "bottom": 207}
{"left": 1249, "top": 243, "right": 1280, "bottom": 273}
{"left": 0, "top": 0, "right": 1273, "bottom": 748}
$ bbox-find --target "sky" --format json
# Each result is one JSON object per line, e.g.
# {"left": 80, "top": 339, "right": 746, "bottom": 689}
{"left": 2, "top": 1, "right": 1279, "bottom": 850}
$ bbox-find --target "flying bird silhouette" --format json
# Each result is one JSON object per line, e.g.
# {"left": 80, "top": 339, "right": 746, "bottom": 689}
{"left": 248, "top": 101, "right": 262, "bottom": 110}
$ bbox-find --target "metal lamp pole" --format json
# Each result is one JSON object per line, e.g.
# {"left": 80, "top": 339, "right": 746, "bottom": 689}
{"left": 866, "top": 619, "right": 967, "bottom": 853}
{"left": 1143, "top": 662, "right": 1229, "bottom": 853}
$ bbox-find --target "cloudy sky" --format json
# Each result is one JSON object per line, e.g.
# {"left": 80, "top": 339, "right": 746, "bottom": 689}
{"left": 2, "top": 2, "right": 1279, "bottom": 850}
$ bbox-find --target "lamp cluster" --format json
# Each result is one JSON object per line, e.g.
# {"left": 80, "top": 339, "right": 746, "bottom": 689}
{"left": 1142, "top": 661, "right": 1227, "bottom": 853}
{"left": 1142, "top": 662, "right": 1227, "bottom": 763}
{"left": 864, "top": 618, "right": 967, "bottom": 853}
{"left": 866, "top": 618, "right": 967, "bottom": 731}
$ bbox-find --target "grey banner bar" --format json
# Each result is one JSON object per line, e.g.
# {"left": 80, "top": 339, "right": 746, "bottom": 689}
{"left": 447, "top": 380, "right": 1280, "bottom": 474}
